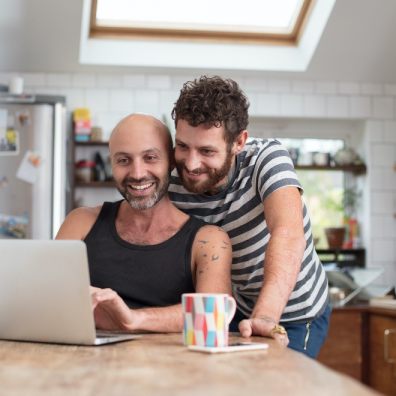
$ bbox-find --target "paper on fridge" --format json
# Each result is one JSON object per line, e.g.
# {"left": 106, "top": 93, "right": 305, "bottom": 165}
{"left": 16, "top": 151, "right": 42, "bottom": 184}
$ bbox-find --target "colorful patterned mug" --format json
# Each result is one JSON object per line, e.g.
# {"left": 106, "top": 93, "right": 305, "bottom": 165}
{"left": 182, "top": 293, "right": 237, "bottom": 347}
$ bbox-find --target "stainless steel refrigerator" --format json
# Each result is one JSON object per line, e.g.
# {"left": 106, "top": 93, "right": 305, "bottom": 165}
{"left": 0, "top": 94, "right": 69, "bottom": 239}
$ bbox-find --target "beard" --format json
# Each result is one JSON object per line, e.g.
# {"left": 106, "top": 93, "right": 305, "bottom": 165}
{"left": 175, "top": 150, "right": 234, "bottom": 195}
{"left": 116, "top": 174, "right": 169, "bottom": 210}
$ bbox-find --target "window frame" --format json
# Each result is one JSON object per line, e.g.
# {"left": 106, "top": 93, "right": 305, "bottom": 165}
{"left": 89, "top": 0, "right": 314, "bottom": 45}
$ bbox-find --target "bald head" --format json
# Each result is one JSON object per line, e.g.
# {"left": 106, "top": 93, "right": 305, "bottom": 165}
{"left": 109, "top": 114, "right": 174, "bottom": 210}
{"left": 109, "top": 114, "right": 172, "bottom": 159}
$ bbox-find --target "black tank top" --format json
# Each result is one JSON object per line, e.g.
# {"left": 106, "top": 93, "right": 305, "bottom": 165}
{"left": 84, "top": 200, "right": 205, "bottom": 309}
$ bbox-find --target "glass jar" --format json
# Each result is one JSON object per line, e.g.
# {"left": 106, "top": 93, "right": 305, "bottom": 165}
{"left": 75, "top": 160, "right": 95, "bottom": 182}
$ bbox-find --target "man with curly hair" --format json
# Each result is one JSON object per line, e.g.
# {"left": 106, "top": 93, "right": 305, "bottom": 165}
{"left": 169, "top": 76, "right": 330, "bottom": 358}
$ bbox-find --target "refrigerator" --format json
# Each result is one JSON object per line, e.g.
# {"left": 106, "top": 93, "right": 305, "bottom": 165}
{"left": 0, "top": 93, "right": 70, "bottom": 240}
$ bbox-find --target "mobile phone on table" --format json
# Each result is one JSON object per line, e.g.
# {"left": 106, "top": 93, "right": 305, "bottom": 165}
{"left": 188, "top": 342, "right": 269, "bottom": 353}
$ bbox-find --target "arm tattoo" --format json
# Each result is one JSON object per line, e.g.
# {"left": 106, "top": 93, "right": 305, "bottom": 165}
{"left": 198, "top": 240, "right": 209, "bottom": 244}
{"left": 211, "top": 255, "right": 219, "bottom": 261}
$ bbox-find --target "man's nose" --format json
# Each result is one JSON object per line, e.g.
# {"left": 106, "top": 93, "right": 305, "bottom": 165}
{"left": 128, "top": 160, "right": 146, "bottom": 180}
{"left": 183, "top": 152, "right": 201, "bottom": 172}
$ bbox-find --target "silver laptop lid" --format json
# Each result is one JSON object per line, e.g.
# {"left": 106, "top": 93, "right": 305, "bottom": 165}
{"left": 0, "top": 239, "right": 97, "bottom": 344}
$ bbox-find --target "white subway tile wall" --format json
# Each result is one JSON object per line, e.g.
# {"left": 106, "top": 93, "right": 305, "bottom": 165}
{"left": 109, "top": 90, "right": 134, "bottom": 112}
{"left": 257, "top": 93, "right": 281, "bottom": 116}
{"left": 315, "top": 81, "right": 337, "bottom": 95}
{"left": 384, "top": 121, "right": 396, "bottom": 142}
{"left": 0, "top": 71, "right": 394, "bottom": 285}
{"left": 85, "top": 88, "right": 109, "bottom": 113}
{"left": 372, "top": 96, "right": 395, "bottom": 119}
{"left": 303, "top": 95, "right": 326, "bottom": 117}
{"left": 46, "top": 73, "right": 72, "bottom": 88}
{"left": 326, "top": 96, "right": 349, "bottom": 118}
{"left": 361, "top": 83, "right": 384, "bottom": 96}
{"left": 267, "top": 79, "right": 291, "bottom": 93}
{"left": 338, "top": 82, "right": 360, "bottom": 95}
{"left": 280, "top": 94, "right": 303, "bottom": 116}
{"left": 243, "top": 78, "right": 268, "bottom": 92}
{"left": 96, "top": 74, "right": 122, "bottom": 88}
{"left": 292, "top": 80, "right": 315, "bottom": 94}
{"left": 349, "top": 96, "right": 372, "bottom": 118}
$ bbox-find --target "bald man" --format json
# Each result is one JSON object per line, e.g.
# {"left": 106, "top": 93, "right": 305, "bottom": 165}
{"left": 56, "top": 114, "right": 232, "bottom": 333}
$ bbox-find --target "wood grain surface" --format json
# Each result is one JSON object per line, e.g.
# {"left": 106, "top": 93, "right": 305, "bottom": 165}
{"left": 0, "top": 333, "right": 380, "bottom": 396}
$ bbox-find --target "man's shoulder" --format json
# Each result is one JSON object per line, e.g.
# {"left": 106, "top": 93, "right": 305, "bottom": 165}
{"left": 70, "top": 205, "right": 102, "bottom": 220}
{"left": 56, "top": 204, "right": 103, "bottom": 240}
{"left": 64, "top": 205, "right": 103, "bottom": 231}
{"left": 239, "top": 137, "right": 289, "bottom": 168}
{"left": 194, "top": 223, "right": 228, "bottom": 240}
{"left": 243, "top": 137, "right": 283, "bottom": 155}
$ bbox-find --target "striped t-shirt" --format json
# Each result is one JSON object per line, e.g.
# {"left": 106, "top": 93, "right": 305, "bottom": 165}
{"left": 169, "top": 137, "right": 329, "bottom": 323}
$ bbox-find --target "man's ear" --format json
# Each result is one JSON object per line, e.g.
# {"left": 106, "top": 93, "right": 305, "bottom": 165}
{"left": 232, "top": 130, "right": 248, "bottom": 154}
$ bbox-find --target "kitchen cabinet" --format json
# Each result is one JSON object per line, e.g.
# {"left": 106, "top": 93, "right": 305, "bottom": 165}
{"left": 295, "top": 163, "right": 366, "bottom": 175}
{"left": 318, "top": 306, "right": 396, "bottom": 395}
{"left": 318, "top": 306, "right": 367, "bottom": 382}
{"left": 368, "top": 309, "right": 396, "bottom": 395}
{"left": 316, "top": 248, "right": 365, "bottom": 268}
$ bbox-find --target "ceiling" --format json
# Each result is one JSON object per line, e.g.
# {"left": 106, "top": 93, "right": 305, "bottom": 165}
{"left": 1, "top": 0, "right": 396, "bottom": 83}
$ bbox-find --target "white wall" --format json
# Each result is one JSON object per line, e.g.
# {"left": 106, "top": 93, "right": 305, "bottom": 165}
{"left": 1, "top": 70, "right": 395, "bottom": 286}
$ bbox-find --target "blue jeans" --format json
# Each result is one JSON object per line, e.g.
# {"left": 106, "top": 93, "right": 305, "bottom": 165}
{"left": 229, "top": 304, "right": 331, "bottom": 359}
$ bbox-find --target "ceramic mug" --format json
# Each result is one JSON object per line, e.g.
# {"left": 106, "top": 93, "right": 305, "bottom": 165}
{"left": 182, "top": 293, "right": 237, "bottom": 347}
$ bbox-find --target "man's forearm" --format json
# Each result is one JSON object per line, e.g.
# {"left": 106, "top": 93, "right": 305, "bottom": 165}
{"left": 130, "top": 304, "right": 183, "bottom": 333}
{"left": 252, "top": 231, "right": 306, "bottom": 323}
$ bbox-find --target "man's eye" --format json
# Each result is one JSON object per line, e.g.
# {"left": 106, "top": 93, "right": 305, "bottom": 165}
{"left": 201, "top": 149, "right": 215, "bottom": 156}
{"left": 176, "top": 143, "right": 187, "bottom": 150}
{"left": 117, "top": 158, "right": 129, "bottom": 165}
{"left": 145, "top": 155, "right": 158, "bottom": 162}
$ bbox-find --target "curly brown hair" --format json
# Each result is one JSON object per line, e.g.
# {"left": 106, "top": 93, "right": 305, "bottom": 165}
{"left": 171, "top": 76, "right": 249, "bottom": 146}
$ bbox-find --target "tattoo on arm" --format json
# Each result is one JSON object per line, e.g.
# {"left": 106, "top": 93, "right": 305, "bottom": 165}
{"left": 211, "top": 255, "right": 219, "bottom": 261}
{"left": 198, "top": 240, "right": 208, "bottom": 244}
{"left": 221, "top": 240, "right": 230, "bottom": 249}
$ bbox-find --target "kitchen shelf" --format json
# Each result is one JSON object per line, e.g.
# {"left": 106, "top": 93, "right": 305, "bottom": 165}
{"left": 295, "top": 164, "right": 366, "bottom": 175}
{"left": 75, "top": 141, "right": 108, "bottom": 147}
{"left": 75, "top": 181, "right": 114, "bottom": 188}
{"left": 317, "top": 248, "right": 365, "bottom": 268}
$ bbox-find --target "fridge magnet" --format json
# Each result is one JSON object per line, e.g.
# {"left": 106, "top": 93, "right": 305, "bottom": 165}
{"left": 16, "top": 151, "right": 42, "bottom": 184}
{"left": 0, "top": 127, "right": 19, "bottom": 156}
{"left": 0, "top": 212, "right": 29, "bottom": 239}
{"left": 16, "top": 110, "right": 31, "bottom": 127}
{"left": 0, "top": 176, "right": 9, "bottom": 189}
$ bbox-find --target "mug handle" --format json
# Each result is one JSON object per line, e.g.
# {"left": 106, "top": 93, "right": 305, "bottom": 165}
{"left": 226, "top": 296, "right": 237, "bottom": 325}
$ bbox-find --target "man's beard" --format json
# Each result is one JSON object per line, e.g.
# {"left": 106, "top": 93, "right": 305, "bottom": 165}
{"left": 117, "top": 174, "right": 169, "bottom": 210}
{"left": 175, "top": 150, "right": 234, "bottom": 195}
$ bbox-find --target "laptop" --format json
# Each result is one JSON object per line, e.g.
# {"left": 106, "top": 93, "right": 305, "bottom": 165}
{"left": 0, "top": 239, "right": 141, "bottom": 346}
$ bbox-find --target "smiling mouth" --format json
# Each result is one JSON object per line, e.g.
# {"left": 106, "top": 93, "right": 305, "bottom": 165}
{"left": 185, "top": 169, "right": 205, "bottom": 177}
{"left": 127, "top": 182, "right": 155, "bottom": 191}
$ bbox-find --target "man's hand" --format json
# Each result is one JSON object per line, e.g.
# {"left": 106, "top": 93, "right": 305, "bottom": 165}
{"left": 90, "top": 287, "right": 140, "bottom": 331}
{"left": 238, "top": 317, "right": 289, "bottom": 347}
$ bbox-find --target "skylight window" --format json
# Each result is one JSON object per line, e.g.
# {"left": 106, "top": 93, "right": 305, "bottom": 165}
{"left": 91, "top": 0, "right": 312, "bottom": 43}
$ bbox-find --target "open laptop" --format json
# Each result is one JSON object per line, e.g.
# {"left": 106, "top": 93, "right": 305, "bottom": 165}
{"left": 0, "top": 239, "right": 141, "bottom": 346}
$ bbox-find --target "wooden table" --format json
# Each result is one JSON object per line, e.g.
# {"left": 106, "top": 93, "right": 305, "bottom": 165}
{"left": 0, "top": 333, "right": 380, "bottom": 396}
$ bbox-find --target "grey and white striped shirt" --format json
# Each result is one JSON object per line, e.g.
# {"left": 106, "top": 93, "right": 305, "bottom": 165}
{"left": 169, "top": 137, "right": 328, "bottom": 323}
